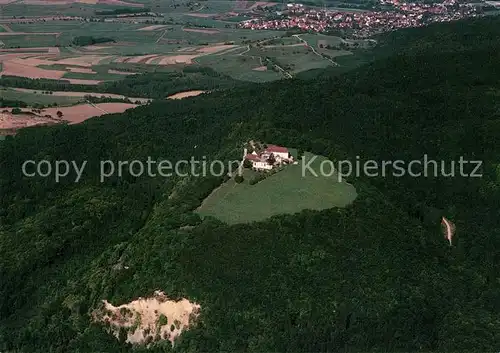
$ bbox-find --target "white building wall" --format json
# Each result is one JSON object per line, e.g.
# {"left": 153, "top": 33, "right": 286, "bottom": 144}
{"left": 253, "top": 161, "right": 273, "bottom": 170}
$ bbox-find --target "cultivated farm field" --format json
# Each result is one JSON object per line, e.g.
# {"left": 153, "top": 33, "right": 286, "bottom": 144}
{"left": 0, "top": 87, "right": 82, "bottom": 105}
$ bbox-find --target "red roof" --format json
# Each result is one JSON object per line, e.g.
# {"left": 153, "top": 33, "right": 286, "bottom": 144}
{"left": 245, "top": 154, "right": 260, "bottom": 161}
{"left": 264, "top": 145, "right": 288, "bottom": 153}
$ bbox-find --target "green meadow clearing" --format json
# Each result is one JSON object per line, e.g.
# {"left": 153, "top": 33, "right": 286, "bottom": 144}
{"left": 0, "top": 88, "right": 83, "bottom": 106}
{"left": 195, "top": 52, "right": 282, "bottom": 82}
{"left": 196, "top": 152, "right": 357, "bottom": 224}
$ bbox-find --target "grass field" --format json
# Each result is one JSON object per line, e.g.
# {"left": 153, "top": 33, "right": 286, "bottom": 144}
{"left": 247, "top": 45, "right": 334, "bottom": 74}
{"left": 195, "top": 52, "right": 282, "bottom": 82}
{"left": 0, "top": 34, "right": 58, "bottom": 48}
{"left": 196, "top": 152, "right": 357, "bottom": 224}
{"left": 0, "top": 87, "right": 82, "bottom": 106}
{"left": 61, "top": 71, "right": 126, "bottom": 80}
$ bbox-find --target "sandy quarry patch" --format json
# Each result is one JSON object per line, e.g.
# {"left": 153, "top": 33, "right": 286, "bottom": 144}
{"left": 39, "top": 103, "right": 137, "bottom": 124}
{"left": 66, "top": 67, "right": 96, "bottom": 74}
{"left": 92, "top": 291, "right": 200, "bottom": 346}
{"left": 108, "top": 69, "right": 137, "bottom": 75}
{"left": 158, "top": 55, "right": 197, "bottom": 65}
{"left": 138, "top": 25, "right": 167, "bottom": 31}
{"left": 253, "top": 66, "right": 267, "bottom": 71}
{"left": 182, "top": 28, "right": 219, "bottom": 35}
{"left": 167, "top": 90, "right": 206, "bottom": 99}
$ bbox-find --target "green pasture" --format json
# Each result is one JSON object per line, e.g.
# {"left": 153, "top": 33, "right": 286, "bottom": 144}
{"left": 196, "top": 152, "right": 357, "bottom": 224}
{"left": 195, "top": 50, "right": 282, "bottom": 82}
{"left": 61, "top": 70, "right": 126, "bottom": 81}
{"left": 0, "top": 87, "right": 82, "bottom": 106}
{"left": 264, "top": 36, "right": 302, "bottom": 46}
{"left": 0, "top": 34, "right": 58, "bottom": 48}
{"left": 247, "top": 45, "right": 333, "bottom": 74}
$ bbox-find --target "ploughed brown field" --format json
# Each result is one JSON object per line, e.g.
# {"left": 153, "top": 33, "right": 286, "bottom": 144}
{"left": 0, "top": 103, "right": 137, "bottom": 133}
{"left": 42, "top": 103, "right": 137, "bottom": 124}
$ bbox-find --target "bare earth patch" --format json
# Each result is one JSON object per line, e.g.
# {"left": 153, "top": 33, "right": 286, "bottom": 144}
{"left": 83, "top": 45, "right": 111, "bottom": 51}
{"left": 197, "top": 44, "right": 236, "bottom": 54}
{"left": 127, "top": 54, "right": 158, "bottom": 64}
{"left": 167, "top": 90, "right": 206, "bottom": 99}
{"left": 65, "top": 78, "right": 101, "bottom": 85}
{"left": 40, "top": 103, "right": 136, "bottom": 123}
{"left": 177, "top": 47, "right": 197, "bottom": 52}
{"left": 57, "top": 55, "right": 112, "bottom": 66}
{"left": 138, "top": 25, "right": 167, "bottom": 31}
{"left": 158, "top": 55, "right": 197, "bottom": 65}
{"left": 183, "top": 13, "right": 215, "bottom": 18}
{"left": 92, "top": 291, "right": 200, "bottom": 346}
{"left": 1, "top": 60, "right": 65, "bottom": 79}
{"left": 0, "top": 104, "right": 129, "bottom": 128}
{"left": 1, "top": 47, "right": 59, "bottom": 55}
{"left": 0, "top": 111, "right": 61, "bottom": 130}
{"left": 182, "top": 28, "right": 220, "bottom": 35}
{"left": 66, "top": 67, "right": 96, "bottom": 74}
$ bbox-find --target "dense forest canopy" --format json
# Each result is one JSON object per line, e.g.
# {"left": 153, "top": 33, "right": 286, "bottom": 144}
{"left": 1, "top": 16, "right": 500, "bottom": 353}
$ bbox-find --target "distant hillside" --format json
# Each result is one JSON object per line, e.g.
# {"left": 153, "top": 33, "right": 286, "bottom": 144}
{"left": 1, "top": 16, "right": 500, "bottom": 353}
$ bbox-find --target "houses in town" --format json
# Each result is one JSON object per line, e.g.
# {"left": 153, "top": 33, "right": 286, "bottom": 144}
{"left": 244, "top": 144, "right": 294, "bottom": 171}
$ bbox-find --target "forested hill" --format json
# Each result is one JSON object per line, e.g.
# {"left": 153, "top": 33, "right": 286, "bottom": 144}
{"left": 1, "top": 17, "right": 500, "bottom": 353}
